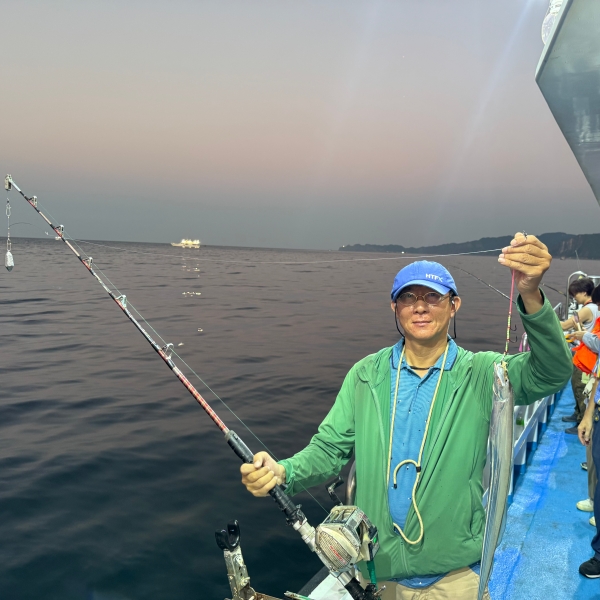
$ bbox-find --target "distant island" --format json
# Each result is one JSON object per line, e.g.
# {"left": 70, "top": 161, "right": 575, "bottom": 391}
{"left": 339, "top": 232, "right": 600, "bottom": 260}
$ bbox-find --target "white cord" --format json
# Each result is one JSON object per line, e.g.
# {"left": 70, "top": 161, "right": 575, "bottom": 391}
{"left": 387, "top": 344, "right": 449, "bottom": 545}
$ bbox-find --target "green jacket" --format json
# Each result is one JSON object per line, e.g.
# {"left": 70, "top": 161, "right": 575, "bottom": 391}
{"left": 279, "top": 296, "right": 572, "bottom": 581}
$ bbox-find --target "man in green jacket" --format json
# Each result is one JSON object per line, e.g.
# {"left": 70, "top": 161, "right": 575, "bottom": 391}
{"left": 241, "top": 233, "right": 572, "bottom": 599}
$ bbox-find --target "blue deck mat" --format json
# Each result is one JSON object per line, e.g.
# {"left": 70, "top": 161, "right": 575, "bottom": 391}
{"left": 489, "top": 386, "right": 600, "bottom": 600}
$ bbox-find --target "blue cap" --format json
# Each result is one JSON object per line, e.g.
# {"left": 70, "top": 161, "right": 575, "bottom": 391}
{"left": 391, "top": 260, "right": 458, "bottom": 301}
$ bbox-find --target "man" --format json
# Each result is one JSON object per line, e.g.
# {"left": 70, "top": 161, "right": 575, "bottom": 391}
{"left": 561, "top": 278, "right": 599, "bottom": 434}
{"left": 241, "top": 233, "right": 572, "bottom": 600}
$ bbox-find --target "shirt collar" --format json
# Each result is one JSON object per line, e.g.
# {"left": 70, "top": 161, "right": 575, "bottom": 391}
{"left": 391, "top": 337, "right": 458, "bottom": 372}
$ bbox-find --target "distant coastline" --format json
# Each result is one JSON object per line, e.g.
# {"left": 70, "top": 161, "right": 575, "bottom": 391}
{"left": 339, "top": 232, "right": 600, "bottom": 260}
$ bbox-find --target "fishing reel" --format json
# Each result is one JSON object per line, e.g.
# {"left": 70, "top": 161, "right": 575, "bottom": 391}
{"left": 274, "top": 474, "right": 383, "bottom": 599}
{"left": 314, "top": 505, "right": 379, "bottom": 578}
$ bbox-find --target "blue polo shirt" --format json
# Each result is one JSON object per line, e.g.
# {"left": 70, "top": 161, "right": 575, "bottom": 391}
{"left": 389, "top": 337, "right": 465, "bottom": 588}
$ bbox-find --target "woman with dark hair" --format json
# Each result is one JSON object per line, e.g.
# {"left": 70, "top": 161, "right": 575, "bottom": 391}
{"left": 561, "top": 278, "right": 599, "bottom": 431}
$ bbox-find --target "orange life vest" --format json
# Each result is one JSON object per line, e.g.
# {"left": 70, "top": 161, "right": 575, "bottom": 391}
{"left": 574, "top": 315, "right": 600, "bottom": 375}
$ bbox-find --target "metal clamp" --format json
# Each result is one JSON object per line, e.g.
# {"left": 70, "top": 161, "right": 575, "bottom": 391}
{"left": 31, "top": 196, "right": 37, "bottom": 207}
{"left": 216, "top": 520, "right": 241, "bottom": 551}
{"left": 4, "top": 175, "right": 12, "bottom": 191}
{"left": 162, "top": 343, "right": 174, "bottom": 359}
{"left": 216, "top": 521, "right": 263, "bottom": 600}
{"left": 55, "top": 225, "right": 64, "bottom": 237}
{"left": 326, "top": 476, "right": 345, "bottom": 506}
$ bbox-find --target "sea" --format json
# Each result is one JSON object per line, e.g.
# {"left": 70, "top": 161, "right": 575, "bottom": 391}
{"left": 0, "top": 238, "right": 594, "bottom": 600}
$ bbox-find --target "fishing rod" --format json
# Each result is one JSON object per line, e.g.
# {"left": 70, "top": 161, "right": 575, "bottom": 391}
{"left": 451, "top": 264, "right": 516, "bottom": 305}
{"left": 4, "top": 175, "right": 382, "bottom": 600}
{"left": 454, "top": 264, "right": 567, "bottom": 301}
{"left": 541, "top": 282, "right": 566, "bottom": 297}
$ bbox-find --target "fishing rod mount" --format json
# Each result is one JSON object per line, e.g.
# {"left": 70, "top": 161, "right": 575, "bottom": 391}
{"left": 216, "top": 520, "right": 285, "bottom": 600}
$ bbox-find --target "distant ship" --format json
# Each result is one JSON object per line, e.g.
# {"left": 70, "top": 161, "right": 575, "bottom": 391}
{"left": 171, "top": 238, "right": 200, "bottom": 249}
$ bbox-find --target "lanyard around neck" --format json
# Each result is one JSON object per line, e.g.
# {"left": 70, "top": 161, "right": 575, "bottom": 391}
{"left": 386, "top": 342, "right": 449, "bottom": 545}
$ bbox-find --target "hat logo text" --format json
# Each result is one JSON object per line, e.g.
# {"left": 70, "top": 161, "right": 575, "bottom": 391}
{"left": 425, "top": 274, "right": 443, "bottom": 282}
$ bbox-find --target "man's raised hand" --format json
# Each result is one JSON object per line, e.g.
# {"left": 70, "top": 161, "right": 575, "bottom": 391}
{"left": 498, "top": 233, "right": 551, "bottom": 313}
{"left": 240, "top": 451, "right": 286, "bottom": 497}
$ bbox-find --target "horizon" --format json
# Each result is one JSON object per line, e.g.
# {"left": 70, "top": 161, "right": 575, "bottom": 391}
{"left": 7, "top": 229, "right": 599, "bottom": 255}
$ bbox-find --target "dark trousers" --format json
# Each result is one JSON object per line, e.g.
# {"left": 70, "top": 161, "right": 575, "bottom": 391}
{"left": 591, "top": 406, "right": 600, "bottom": 557}
{"left": 572, "top": 365, "right": 587, "bottom": 422}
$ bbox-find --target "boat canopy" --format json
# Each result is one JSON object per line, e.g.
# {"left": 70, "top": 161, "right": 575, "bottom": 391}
{"left": 536, "top": 0, "right": 600, "bottom": 205}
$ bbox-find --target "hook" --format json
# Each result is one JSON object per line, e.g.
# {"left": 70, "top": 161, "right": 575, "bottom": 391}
{"left": 510, "top": 324, "right": 517, "bottom": 331}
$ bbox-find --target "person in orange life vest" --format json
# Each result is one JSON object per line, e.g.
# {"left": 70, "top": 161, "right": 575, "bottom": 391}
{"left": 562, "top": 278, "right": 599, "bottom": 432}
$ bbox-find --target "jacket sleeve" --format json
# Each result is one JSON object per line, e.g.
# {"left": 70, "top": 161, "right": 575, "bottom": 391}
{"left": 505, "top": 293, "right": 573, "bottom": 406}
{"left": 583, "top": 332, "right": 600, "bottom": 354}
{"left": 278, "top": 366, "right": 357, "bottom": 496}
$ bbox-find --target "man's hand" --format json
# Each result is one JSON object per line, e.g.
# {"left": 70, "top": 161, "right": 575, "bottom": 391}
{"left": 240, "top": 451, "right": 286, "bottom": 497}
{"left": 571, "top": 331, "right": 586, "bottom": 342}
{"left": 579, "top": 413, "right": 594, "bottom": 446}
{"left": 498, "top": 233, "right": 551, "bottom": 314}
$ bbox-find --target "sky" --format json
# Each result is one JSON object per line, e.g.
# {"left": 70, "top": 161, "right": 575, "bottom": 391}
{"left": 1, "top": 0, "right": 599, "bottom": 250}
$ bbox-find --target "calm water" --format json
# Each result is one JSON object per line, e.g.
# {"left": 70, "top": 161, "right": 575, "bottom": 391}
{"left": 0, "top": 238, "right": 593, "bottom": 600}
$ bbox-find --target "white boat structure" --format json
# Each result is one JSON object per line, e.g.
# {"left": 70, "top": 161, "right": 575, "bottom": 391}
{"left": 171, "top": 238, "right": 200, "bottom": 249}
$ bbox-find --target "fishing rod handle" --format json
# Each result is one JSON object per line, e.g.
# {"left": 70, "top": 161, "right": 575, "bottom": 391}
{"left": 225, "top": 429, "right": 303, "bottom": 523}
{"left": 225, "top": 430, "right": 255, "bottom": 463}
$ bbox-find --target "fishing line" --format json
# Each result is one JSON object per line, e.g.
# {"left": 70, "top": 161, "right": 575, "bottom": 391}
{"left": 65, "top": 231, "right": 328, "bottom": 504}
{"left": 450, "top": 265, "right": 516, "bottom": 305}
{"left": 118, "top": 291, "right": 330, "bottom": 511}
{"left": 541, "top": 282, "right": 566, "bottom": 297}
{"left": 72, "top": 238, "right": 504, "bottom": 265}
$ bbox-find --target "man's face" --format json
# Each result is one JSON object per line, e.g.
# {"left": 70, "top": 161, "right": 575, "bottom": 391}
{"left": 391, "top": 284, "right": 460, "bottom": 344}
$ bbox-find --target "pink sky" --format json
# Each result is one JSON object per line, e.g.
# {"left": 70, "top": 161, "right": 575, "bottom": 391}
{"left": 2, "top": 0, "right": 598, "bottom": 249}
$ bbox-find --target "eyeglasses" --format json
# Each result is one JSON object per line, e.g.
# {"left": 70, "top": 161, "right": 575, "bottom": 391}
{"left": 395, "top": 291, "right": 451, "bottom": 307}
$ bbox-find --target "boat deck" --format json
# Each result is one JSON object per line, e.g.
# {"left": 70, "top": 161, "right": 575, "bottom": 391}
{"left": 490, "top": 385, "right": 598, "bottom": 600}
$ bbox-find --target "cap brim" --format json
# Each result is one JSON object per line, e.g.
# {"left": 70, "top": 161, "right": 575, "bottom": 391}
{"left": 393, "top": 279, "right": 453, "bottom": 299}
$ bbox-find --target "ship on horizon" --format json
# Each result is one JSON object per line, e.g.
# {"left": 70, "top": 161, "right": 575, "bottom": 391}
{"left": 171, "top": 238, "right": 200, "bottom": 249}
